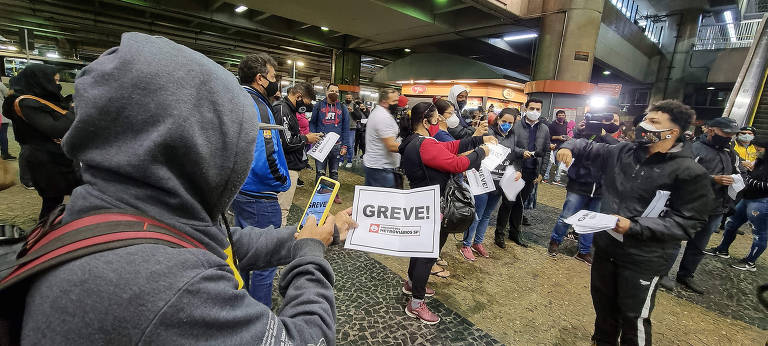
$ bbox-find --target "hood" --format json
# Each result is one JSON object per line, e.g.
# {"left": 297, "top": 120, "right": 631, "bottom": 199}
{"left": 447, "top": 85, "right": 468, "bottom": 114}
{"left": 11, "top": 64, "right": 63, "bottom": 105}
{"left": 61, "top": 32, "right": 259, "bottom": 253}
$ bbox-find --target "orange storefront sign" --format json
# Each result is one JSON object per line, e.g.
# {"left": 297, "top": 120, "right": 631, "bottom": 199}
{"left": 400, "top": 83, "right": 526, "bottom": 103}
{"left": 411, "top": 85, "right": 427, "bottom": 94}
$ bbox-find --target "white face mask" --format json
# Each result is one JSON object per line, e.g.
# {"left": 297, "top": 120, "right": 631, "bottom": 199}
{"left": 525, "top": 110, "right": 541, "bottom": 121}
{"left": 446, "top": 114, "right": 460, "bottom": 128}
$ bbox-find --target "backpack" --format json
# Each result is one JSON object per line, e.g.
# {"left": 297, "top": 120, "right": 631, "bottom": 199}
{"left": 416, "top": 137, "right": 476, "bottom": 234}
{"left": 0, "top": 206, "right": 211, "bottom": 345}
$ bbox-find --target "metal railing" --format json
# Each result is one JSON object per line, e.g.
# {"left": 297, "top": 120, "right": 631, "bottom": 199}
{"left": 695, "top": 19, "right": 762, "bottom": 49}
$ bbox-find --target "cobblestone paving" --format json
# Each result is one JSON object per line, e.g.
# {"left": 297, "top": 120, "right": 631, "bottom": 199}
{"left": 273, "top": 204, "right": 503, "bottom": 345}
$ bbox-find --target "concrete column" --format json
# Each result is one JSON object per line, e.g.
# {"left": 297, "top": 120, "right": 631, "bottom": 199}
{"left": 533, "top": 0, "right": 604, "bottom": 82}
{"left": 649, "top": 9, "right": 703, "bottom": 102}
{"left": 332, "top": 49, "right": 361, "bottom": 88}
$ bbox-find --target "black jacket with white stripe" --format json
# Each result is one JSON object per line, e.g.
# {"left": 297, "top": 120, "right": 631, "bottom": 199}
{"left": 742, "top": 157, "right": 768, "bottom": 200}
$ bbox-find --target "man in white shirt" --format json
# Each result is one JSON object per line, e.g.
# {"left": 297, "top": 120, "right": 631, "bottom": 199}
{"left": 363, "top": 88, "right": 401, "bottom": 188}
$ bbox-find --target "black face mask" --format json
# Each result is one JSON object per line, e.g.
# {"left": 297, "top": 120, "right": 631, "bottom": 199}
{"left": 603, "top": 123, "right": 620, "bottom": 134}
{"left": 345, "top": 99, "right": 352, "bottom": 104}
{"left": 295, "top": 99, "right": 307, "bottom": 113}
{"left": 388, "top": 104, "right": 399, "bottom": 115}
{"left": 261, "top": 77, "right": 279, "bottom": 98}
{"left": 710, "top": 133, "right": 733, "bottom": 148}
{"left": 634, "top": 124, "right": 671, "bottom": 147}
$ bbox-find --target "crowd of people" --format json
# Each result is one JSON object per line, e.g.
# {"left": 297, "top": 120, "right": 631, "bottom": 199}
{"left": 0, "top": 32, "right": 766, "bottom": 345}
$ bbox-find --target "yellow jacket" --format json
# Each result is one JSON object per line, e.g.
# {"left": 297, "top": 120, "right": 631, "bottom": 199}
{"left": 733, "top": 141, "right": 758, "bottom": 162}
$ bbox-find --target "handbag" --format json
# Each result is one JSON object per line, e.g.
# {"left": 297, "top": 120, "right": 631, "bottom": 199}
{"left": 417, "top": 137, "right": 475, "bottom": 234}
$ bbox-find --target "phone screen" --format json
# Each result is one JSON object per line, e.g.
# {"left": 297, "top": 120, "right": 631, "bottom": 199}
{"left": 299, "top": 180, "right": 336, "bottom": 229}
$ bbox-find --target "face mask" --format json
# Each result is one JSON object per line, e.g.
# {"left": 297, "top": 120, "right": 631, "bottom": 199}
{"left": 499, "top": 122, "right": 512, "bottom": 133}
{"left": 525, "top": 110, "right": 541, "bottom": 121}
{"left": 328, "top": 93, "right": 339, "bottom": 103}
{"left": 710, "top": 133, "right": 733, "bottom": 148}
{"left": 738, "top": 134, "right": 754, "bottom": 143}
{"left": 345, "top": 99, "right": 352, "bottom": 104}
{"left": 603, "top": 123, "right": 620, "bottom": 134}
{"left": 261, "top": 76, "right": 278, "bottom": 98}
{"left": 428, "top": 123, "right": 441, "bottom": 137}
{"left": 633, "top": 122, "right": 672, "bottom": 146}
{"left": 295, "top": 99, "right": 307, "bottom": 113}
{"left": 457, "top": 100, "right": 466, "bottom": 110}
{"left": 446, "top": 114, "right": 460, "bottom": 128}
{"left": 388, "top": 104, "right": 399, "bottom": 115}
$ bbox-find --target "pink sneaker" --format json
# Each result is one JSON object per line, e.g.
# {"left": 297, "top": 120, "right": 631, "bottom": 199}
{"left": 405, "top": 299, "right": 440, "bottom": 324}
{"left": 471, "top": 243, "right": 489, "bottom": 258}
{"left": 402, "top": 280, "right": 435, "bottom": 297}
{"left": 460, "top": 246, "right": 476, "bottom": 261}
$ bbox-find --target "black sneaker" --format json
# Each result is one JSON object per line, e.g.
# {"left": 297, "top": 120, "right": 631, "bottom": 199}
{"left": 703, "top": 247, "right": 730, "bottom": 258}
{"left": 547, "top": 240, "right": 558, "bottom": 257}
{"left": 731, "top": 260, "right": 757, "bottom": 272}
{"left": 522, "top": 216, "right": 531, "bottom": 226}
{"left": 296, "top": 178, "right": 305, "bottom": 187}
{"left": 676, "top": 276, "right": 705, "bottom": 294}
{"left": 659, "top": 276, "right": 676, "bottom": 291}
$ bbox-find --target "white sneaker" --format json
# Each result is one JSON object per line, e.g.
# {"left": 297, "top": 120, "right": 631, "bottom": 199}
{"left": 345, "top": 163, "right": 353, "bottom": 168}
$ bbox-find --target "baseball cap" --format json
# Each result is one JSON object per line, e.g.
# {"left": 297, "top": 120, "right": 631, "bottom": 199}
{"left": 707, "top": 117, "right": 740, "bottom": 134}
{"left": 398, "top": 95, "right": 409, "bottom": 107}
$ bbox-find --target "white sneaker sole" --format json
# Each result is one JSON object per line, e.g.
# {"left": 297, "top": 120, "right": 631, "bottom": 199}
{"left": 405, "top": 306, "right": 440, "bottom": 325}
{"left": 401, "top": 286, "right": 434, "bottom": 297}
{"left": 731, "top": 265, "right": 756, "bottom": 272}
{"left": 459, "top": 249, "right": 476, "bottom": 261}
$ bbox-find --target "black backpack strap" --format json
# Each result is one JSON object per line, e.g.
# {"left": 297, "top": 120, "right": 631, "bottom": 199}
{"left": 0, "top": 210, "right": 206, "bottom": 291}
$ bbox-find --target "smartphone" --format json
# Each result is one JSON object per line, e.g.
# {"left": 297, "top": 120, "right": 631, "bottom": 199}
{"left": 297, "top": 176, "right": 340, "bottom": 231}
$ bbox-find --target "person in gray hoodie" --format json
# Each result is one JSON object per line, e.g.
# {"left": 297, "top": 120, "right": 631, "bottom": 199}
{"left": 18, "top": 32, "right": 356, "bottom": 345}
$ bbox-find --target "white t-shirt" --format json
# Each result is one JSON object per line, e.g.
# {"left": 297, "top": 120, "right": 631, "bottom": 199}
{"left": 363, "top": 105, "right": 400, "bottom": 169}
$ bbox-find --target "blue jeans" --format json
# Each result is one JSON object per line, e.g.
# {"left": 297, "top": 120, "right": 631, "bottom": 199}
{"left": 343, "top": 131, "right": 356, "bottom": 163}
{"left": 716, "top": 198, "right": 768, "bottom": 263}
{"left": 677, "top": 214, "right": 723, "bottom": 279}
{"left": 544, "top": 156, "right": 562, "bottom": 182}
{"left": 315, "top": 143, "right": 341, "bottom": 183}
{"left": 463, "top": 191, "right": 502, "bottom": 247}
{"left": 230, "top": 194, "right": 282, "bottom": 307}
{"left": 524, "top": 183, "right": 538, "bottom": 210}
{"left": 550, "top": 191, "right": 601, "bottom": 254}
{"left": 364, "top": 166, "right": 395, "bottom": 188}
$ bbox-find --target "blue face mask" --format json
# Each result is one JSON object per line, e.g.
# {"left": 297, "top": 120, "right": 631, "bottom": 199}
{"left": 499, "top": 122, "right": 512, "bottom": 133}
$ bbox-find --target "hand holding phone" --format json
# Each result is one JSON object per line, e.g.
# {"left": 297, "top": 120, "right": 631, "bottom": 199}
{"left": 298, "top": 177, "right": 340, "bottom": 231}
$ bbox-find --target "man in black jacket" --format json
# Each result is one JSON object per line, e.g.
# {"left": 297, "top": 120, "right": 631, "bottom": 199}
{"left": 496, "top": 98, "right": 550, "bottom": 247}
{"left": 557, "top": 100, "right": 713, "bottom": 345}
{"left": 274, "top": 82, "right": 323, "bottom": 227}
{"left": 660, "top": 117, "right": 739, "bottom": 293}
{"left": 547, "top": 112, "right": 620, "bottom": 265}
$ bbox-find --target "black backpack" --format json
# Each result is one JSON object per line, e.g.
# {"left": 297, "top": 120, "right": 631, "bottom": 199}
{"left": 0, "top": 207, "right": 211, "bottom": 345}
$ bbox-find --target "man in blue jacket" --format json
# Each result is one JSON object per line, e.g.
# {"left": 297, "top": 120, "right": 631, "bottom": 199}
{"left": 232, "top": 52, "right": 291, "bottom": 307}
{"left": 311, "top": 83, "right": 351, "bottom": 204}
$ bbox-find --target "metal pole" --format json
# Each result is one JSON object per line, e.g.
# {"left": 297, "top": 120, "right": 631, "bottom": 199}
{"left": 292, "top": 61, "right": 296, "bottom": 86}
{"left": 24, "top": 28, "right": 30, "bottom": 62}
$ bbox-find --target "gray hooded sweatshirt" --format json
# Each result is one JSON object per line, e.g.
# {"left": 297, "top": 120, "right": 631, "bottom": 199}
{"left": 20, "top": 33, "right": 336, "bottom": 345}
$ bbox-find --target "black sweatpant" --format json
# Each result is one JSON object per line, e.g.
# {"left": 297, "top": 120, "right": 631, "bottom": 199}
{"left": 591, "top": 253, "right": 661, "bottom": 346}
{"left": 495, "top": 169, "right": 536, "bottom": 240}
{"left": 407, "top": 230, "right": 449, "bottom": 300}
{"left": 354, "top": 128, "right": 365, "bottom": 156}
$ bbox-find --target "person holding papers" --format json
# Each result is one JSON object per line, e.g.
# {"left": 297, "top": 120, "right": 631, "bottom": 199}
{"left": 556, "top": 100, "right": 712, "bottom": 345}
{"left": 461, "top": 109, "right": 522, "bottom": 260}
{"left": 705, "top": 138, "right": 768, "bottom": 272}
{"left": 658, "top": 117, "right": 739, "bottom": 293}
{"left": 398, "top": 101, "right": 496, "bottom": 324}
{"left": 547, "top": 111, "right": 620, "bottom": 265}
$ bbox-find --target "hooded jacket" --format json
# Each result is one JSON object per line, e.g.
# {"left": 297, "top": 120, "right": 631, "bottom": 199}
{"left": 241, "top": 86, "right": 291, "bottom": 195}
{"left": 20, "top": 33, "right": 336, "bottom": 345}
{"left": 446, "top": 85, "right": 475, "bottom": 140}
{"left": 273, "top": 97, "right": 310, "bottom": 171}
{"left": 560, "top": 139, "right": 713, "bottom": 275}
{"left": 691, "top": 137, "right": 739, "bottom": 214}
{"left": 487, "top": 123, "right": 524, "bottom": 188}
{"left": 310, "top": 98, "right": 352, "bottom": 149}
{"left": 565, "top": 125, "right": 619, "bottom": 198}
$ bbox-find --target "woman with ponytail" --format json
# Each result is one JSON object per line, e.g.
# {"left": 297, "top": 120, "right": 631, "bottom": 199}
{"left": 397, "top": 101, "right": 496, "bottom": 324}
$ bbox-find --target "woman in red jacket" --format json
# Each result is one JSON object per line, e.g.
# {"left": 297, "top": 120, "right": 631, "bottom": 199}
{"left": 398, "top": 101, "right": 496, "bottom": 324}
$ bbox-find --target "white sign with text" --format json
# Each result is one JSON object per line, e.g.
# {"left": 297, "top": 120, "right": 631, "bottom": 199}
{"left": 466, "top": 166, "right": 496, "bottom": 195}
{"left": 345, "top": 185, "right": 441, "bottom": 258}
{"left": 307, "top": 132, "right": 340, "bottom": 162}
